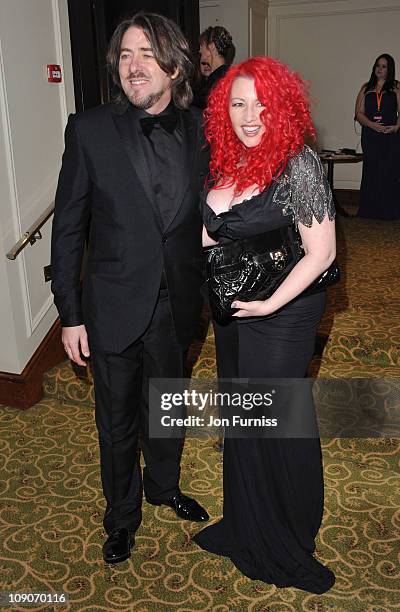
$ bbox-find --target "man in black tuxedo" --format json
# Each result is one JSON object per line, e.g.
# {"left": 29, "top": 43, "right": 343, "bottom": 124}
{"left": 51, "top": 12, "right": 209, "bottom": 564}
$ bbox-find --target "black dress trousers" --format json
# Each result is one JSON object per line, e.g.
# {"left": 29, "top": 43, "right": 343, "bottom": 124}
{"left": 91, "top": 288, "right": 186, "bottom": 535}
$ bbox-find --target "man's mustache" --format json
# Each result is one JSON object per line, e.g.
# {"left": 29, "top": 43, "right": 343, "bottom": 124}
{"left": 126, "top": 72, "right": 149, "bottom": 80}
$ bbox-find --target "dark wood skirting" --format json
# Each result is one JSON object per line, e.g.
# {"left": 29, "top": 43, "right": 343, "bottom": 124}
{"left": 0, "top": 319, "right": 65, "bottom": 409}
{"left": 335, "top": 189, "right": 360, "bottom": 209}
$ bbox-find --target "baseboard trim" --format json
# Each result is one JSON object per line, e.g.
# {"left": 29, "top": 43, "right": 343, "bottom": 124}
{"left": 0, "top": 319, "right": 65, "bottom": 409}
{"left": 335, "top": 189, "right": 360, "bottom": 209}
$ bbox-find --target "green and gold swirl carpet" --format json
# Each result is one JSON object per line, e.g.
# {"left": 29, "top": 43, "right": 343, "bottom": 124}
{"left": 1, "top": 216, "right": 399, "bottom": 611}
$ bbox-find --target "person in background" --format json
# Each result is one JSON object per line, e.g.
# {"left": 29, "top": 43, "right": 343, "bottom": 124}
{"left": 51, "top": 12, "right": 209, "bottom": 566}
{"left": 193, "top": 25, "right": 235, "bottom": 109}
{"left": 355, "top": 53, "right": 400, "bottom": 219}
{"left": 199, "top": 33, "right": 212, "bottom": 79}
{"left": 193, "top": 56, "right": 336, "bottom": 594}
{"left": 191, "top": 31, "right": 212, "bottom": 109}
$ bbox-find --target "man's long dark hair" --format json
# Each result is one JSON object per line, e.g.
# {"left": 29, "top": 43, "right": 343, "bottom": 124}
{"left": 364, "top": 53, "right": 397, "bottom": 92}
{"left": 107, "top": 12, "right": 194, "bottom": 109}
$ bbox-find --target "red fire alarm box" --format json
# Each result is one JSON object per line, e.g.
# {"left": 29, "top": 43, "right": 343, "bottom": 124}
{"left": 47, "top": 64, "right": 62, "bottom": 83}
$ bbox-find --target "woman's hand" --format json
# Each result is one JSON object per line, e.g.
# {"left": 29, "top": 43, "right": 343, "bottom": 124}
{"left": 371, "top": 122, "right": 387, "bottom": 133}
{"left": 383, "top": 124, "right": 399, "bottom": 134}
{"left": 232, "top": 298, "right": 276, "bottom": 318}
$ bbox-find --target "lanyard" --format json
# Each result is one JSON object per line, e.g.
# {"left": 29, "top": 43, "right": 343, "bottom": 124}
{"left": 376, "top": 90, "right": 384, "bottom": 112}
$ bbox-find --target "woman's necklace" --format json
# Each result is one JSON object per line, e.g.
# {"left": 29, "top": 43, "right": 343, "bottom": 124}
{"left": 376, "top": 89, "right": 384, "bottom": 112}
{"left": 374, "top": 81, "right": 385, "bottom": 124}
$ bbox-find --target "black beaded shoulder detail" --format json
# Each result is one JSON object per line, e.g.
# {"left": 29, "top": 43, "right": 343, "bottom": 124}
{"left": 272, "top": 145, "right": 335, "bottom": 228}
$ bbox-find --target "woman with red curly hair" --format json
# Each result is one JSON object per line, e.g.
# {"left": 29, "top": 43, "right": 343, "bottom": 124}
{"left": 193, "top": 57, "right": 336, "bottom": 594}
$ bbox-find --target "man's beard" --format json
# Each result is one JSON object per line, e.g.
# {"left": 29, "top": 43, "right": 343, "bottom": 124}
{"left": 128, "top": 89, "right": 165, "bottom": 109}
{"left": 122, "top": 71, "right": 170, "bottom": 110}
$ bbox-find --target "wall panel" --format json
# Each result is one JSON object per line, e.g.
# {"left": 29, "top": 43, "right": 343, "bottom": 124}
{"left": 0, "top": 0, "right": 74, "bottom": 373}
{"left": 249, "top": 0, "right": 268, "bottom": 56}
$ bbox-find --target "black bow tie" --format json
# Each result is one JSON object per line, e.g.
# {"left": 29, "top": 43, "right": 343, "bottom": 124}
{"left": 140, "top": 114, "right": 177, "bottom": 136}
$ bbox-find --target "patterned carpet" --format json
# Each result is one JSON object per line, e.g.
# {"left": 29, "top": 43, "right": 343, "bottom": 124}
{"left": 1, "top": 216, "right": 399, "bottom": 611}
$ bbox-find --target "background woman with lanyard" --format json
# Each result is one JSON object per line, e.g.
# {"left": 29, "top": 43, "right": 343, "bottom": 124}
{"left": 355, "top": 53, "right": 400, "bottom": 219}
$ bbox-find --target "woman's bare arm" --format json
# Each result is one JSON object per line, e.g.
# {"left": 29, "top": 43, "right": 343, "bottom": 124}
{"left": 384, "top": 85, "right": 400, "bottom": 133}
{"left": 202, "top": 225, "right": 218, "bottom": 247}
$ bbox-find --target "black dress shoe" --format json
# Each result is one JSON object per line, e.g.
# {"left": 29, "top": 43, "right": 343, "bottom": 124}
{"left": 102, "top": 528, "right": 134, "bottom": 564}
{"left": 147, "top": 492, "right": 209, "bottom": 522}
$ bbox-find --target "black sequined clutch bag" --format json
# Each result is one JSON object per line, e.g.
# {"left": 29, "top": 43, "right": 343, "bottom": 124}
{"left": 204, "top": 225, "right": 340, "bottom": 320}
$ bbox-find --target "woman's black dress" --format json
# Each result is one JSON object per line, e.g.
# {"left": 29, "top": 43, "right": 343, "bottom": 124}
{"left": 358, "top": 89, "right": 400, "bottom": 219}
{"left": 193, "top": 146, "right": 336, "bottom": 594}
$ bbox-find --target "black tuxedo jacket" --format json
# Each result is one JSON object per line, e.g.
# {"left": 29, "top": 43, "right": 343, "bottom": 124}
{"left": 51, "top": 102, "right": 209, "bottom": 353}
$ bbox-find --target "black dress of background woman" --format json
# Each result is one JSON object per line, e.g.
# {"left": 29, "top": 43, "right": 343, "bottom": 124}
{"left": 355, "top": 53, "right": 400, "bottom": 219}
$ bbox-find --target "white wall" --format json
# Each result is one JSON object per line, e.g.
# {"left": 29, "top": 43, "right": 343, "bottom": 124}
{"left": 249, "top": 0, "right": 268, "bottom": 56}
{"left": 0, "top": 0, "right": 74, "bottom": 373}
{"left": 200, "top": 0, "right": 400, "bottom": 189}
{"left": 268, "top": 0, "right": 400, "bottom": 189}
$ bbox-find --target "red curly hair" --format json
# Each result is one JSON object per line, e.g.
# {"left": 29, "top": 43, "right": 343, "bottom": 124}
{"left": 205, "top": 56, "right": 316, "bottom": 193}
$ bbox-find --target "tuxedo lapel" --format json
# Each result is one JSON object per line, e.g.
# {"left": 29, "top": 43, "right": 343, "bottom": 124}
{"left": 111, "top": 105, "right": 163, "bottom": 231}
{"left": 110, "top": 104, "right": 198, "bottom": 234}
{"left": 163, "top": 109, "right": 197, "bottom": 231}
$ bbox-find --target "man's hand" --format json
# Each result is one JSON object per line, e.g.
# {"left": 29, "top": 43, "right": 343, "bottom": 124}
{"left": 62, "top": 324, "right": 90, "bottom": 366}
